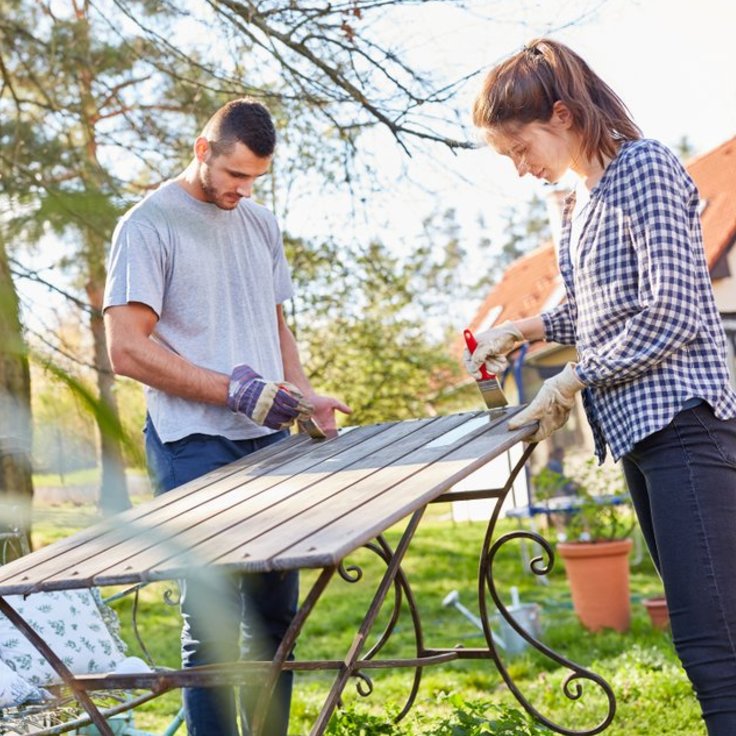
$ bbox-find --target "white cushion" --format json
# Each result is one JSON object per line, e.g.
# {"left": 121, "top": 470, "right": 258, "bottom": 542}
{"left": 0, "top": 590, "right": 125, "bottom": 687}
{"left": 111, "top": 656, "right": 152, "bottom": 675}
{"left": 0, "top": 656, "right": 47, "bottom": 708}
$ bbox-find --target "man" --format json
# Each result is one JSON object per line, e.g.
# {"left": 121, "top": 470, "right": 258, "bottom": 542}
{"left": 103, "top": 98, "right": 351, "bottom": 736}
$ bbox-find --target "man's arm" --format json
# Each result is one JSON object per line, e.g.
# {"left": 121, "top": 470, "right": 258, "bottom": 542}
{"left": 277, "top": 305, "right": 351, "bottom": 431}
{"left": 104, "top": 302, "right": 228, "bottom": 405}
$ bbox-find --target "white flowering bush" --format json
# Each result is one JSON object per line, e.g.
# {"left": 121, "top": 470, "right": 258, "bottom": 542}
{"left": 533, "top": 456, "right": 635, "bottom": 542}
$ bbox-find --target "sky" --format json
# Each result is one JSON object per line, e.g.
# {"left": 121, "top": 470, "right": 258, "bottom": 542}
{"left": 430, "top": 0, "right": 736, "bottom": 153}
{"left": 16, "top": 0, "right": 736, "bottom": 340}
{"left": 392, "top": 0, "right": 736, "bottom": 222}
{"left": 294, "top": 0, "right": 736, "bottom": 329}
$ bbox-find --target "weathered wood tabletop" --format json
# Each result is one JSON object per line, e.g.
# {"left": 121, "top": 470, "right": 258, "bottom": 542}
{"left": 0, "top": 409, "right": 531, "bottom": 595}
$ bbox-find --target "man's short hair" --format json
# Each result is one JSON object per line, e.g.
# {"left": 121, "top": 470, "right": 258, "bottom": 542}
{"left": 204, "top": 99, "right": 276, "bottom": 158}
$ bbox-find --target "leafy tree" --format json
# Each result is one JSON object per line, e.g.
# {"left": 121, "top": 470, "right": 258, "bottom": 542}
{"left": 471, "top": 194, "right": 552, "bottom": 295}
{"left": 0, "top": 0, "right": 600, "bottom": 524}
{"left": 673, "top": 135, "right": 696, "bottom": 161}
{"left": 1, "top": 0, "right": 475, "bottom": 502}
{"left": 282, "top": 205, "right": 483, "bottom": 424}
{"left": 0, "top": 0, "right": 228, "bottom": 513}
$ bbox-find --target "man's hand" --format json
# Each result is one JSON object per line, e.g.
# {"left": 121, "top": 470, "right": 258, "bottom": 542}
{"left": 307, "top": 394, "right": 352, "bottom": 435}
{"left": 463, "top": 321, "right": 524, "bottom": 379}
{"left": 227, "top": 365, "right": 313, "bottom": 430}
{"left": 508, "top": 363, "right": 585, "bottom": 442}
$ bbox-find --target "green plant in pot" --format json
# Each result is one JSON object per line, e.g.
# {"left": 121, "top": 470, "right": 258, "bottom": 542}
{"left": 533, "top": 458, "right": 636, "bottom": 543}
{"left": 533, "top": 456, "right": 637, "bottom": 632}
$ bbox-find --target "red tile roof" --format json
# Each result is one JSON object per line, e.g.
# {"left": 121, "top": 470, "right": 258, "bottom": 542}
{"left": 688, "top": 135, "right": 736, "bottom": 270}
{"left": 467, "top": 241, "right": 561, "bottom": 335}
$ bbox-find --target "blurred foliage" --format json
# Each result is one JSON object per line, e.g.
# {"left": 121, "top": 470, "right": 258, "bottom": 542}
{"left": 533, "top": 459, "right": 635, "bottom": 543}
{"left": 284, "top": 208, "right": 478, "bottom": 425}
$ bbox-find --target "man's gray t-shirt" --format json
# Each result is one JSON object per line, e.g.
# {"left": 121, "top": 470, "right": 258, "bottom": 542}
{"left": 103, "top": 181, "right": 294, "bottom": 443}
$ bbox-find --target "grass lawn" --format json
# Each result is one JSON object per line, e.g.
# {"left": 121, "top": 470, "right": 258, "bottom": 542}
{"left": 28, "top": 494, "right": 705, "bottom": 736}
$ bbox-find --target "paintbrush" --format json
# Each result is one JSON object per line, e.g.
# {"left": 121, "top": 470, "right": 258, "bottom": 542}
{"left": 463, "top": 328, "right": 509, "bottom": 412}
{"left": 298, "top": 417, "right": 332, "bottom": 440}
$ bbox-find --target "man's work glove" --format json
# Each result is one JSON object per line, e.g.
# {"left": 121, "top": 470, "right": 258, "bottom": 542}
{"left": 463, "top": 321, "right": 524, "bottom": 379}
{"left": 227, "top": 364, "right": 313, "bottom": 430}
{"left": 508, "top": 363, "right": 585, "bottom": 442}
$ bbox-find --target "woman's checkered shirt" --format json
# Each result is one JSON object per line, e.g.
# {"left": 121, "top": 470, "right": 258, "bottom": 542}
{"left": 542, "top": 138, "right": 736, "bottom": 462}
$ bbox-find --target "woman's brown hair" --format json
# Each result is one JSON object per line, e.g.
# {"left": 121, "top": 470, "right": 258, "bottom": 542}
{"left": 472, "top": 38, "right": 641, "bottom": 165}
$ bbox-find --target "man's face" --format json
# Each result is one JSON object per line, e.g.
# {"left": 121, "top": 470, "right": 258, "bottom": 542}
{"left": 197, "top": 140, "right": 272, "bottom": 210}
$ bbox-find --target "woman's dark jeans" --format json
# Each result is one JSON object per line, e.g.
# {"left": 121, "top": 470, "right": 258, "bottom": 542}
{"left": 622, "top": 403, "right": 736, "bottom": 736}
{"left": 145, "top": 417, "right": 297, "bottom": 736}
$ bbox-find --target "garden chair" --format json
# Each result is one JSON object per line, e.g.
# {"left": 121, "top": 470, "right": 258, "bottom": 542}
{"left": 0, "top": 583, "right": 185, "bottom": 735}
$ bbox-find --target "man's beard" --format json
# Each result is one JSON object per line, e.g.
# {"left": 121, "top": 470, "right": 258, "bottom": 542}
{"left": 199, "top": 168, "right": 239, "bottom": 210}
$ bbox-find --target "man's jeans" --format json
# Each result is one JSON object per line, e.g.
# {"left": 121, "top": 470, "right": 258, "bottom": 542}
{"left": 145, "top": 417, "right": 298, "bottom": 736}
{"left": 622, "top": 404, "right": 736, "bottom": 736}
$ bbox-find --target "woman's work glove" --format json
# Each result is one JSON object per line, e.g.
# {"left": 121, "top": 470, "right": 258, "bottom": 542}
{"left": 227, "top": 364, "right": 313, "bottom": 430}
{"left": 508, "top": 363, "right": 585, "bottom": 442}
{"left": 463, "top": 321, "right": 524, "bottom": 378}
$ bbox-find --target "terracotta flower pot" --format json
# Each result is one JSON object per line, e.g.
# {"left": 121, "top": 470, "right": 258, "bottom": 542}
{"left": 557, "top": 538, "right": 633, "bottom": 633}
{"left": 643, "top": 596, "right": 670, "bottom": 630}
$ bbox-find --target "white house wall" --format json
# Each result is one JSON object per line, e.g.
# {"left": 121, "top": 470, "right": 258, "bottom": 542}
{"left": 712, "top": 246, "right": 736, "bottom": 312}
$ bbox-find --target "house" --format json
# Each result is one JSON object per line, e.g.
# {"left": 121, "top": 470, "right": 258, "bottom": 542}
{"left": 690, "top": 136, "right": 736, "bottom": 361}
{"left": 463, "top": 135, "right": 736, "bottom": 465}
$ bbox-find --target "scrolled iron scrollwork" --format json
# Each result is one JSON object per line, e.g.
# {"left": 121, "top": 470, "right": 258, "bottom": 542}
{"left": 129, "top": 582, "right": 181, "bottom": 669}
{"left": 337, "top": 534, "right": 424, "bottom": 721}
{"left": 354, "top": 671, "right": 374, "bottom": 697}
{"left": 163, "top": 582, "right": 181, "bottom": 607}
{"left": 479, "top": 527, "right": 616, "bottom": 735}
{"left": 337, "top": 561, "right": 363, "bottom": 583}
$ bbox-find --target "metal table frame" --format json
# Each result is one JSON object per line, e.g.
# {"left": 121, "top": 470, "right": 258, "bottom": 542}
{"left": 0, "top": 413, "right": 616, "bottom": 736}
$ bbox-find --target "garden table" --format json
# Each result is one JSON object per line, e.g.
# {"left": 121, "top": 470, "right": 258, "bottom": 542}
{"left": 0, "top": 409, "right": 615, "bottom": 736}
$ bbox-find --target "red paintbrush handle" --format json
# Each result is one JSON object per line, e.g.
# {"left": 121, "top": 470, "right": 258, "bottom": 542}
{"left": 463, "top": 329, "right": 493, "bottom": 381}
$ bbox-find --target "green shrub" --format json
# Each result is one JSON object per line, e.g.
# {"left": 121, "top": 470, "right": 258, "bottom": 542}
{"left": 422, "top": 694, "right": 554, "bottom": 736}
{"left": 325, "top": 695, "right": 553, "bottom": 736}
{"left": 326, "top": 705, "right": 403, "bottom": 735}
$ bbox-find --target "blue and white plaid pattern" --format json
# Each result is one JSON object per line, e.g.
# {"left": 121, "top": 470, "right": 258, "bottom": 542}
{"left": 542, "top": 139, "right": 736, "bottom": 462}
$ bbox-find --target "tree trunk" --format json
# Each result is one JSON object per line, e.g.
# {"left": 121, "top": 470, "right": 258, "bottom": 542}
{"left": 85, "top": 278, "right": 131, "bottom": 515}
{"left": 0, "top": 238, "right": 34, "bottom": 557}
{"left": 75, "top": 6, "right": 130, "bottom": 515}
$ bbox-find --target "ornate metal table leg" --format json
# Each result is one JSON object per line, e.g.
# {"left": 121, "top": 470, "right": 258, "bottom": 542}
{"left": 251, "top": 566, "right": 337, "bottom": 736}
{"left": 355, "top": 533, "right": 426, "bottom": 722}
{"left": 309, "top": 506, "right": 426, "bottom": 735}
{"left": 477, "top": 444, "right": 617, "bottom": 735}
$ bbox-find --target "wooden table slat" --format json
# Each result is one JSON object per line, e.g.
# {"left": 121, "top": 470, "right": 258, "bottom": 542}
{"left": 0, "top": 410, "right": 533, "bottom": 594}
{"left": 272, "top": 422, "right": 530, "bottom": 569}
{"left": 0, "top": 421, "right": 406, "bottom": 594}
{"left": 13, "top": 415, "right": 476, "bottom": 592}
{"left": 90, "top": 413, "right": 484, "bottom": 585}
{"left": 202, "top": 414, "right": 525, "bottom": 572}
{"left": 0, "top": 433, "right": 314, "bottom": 589}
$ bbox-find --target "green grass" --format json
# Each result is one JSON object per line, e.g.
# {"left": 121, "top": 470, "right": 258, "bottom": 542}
{"left": 29, "top": 503, "right": 704, "bottom": 736}
{"left": 33, "top": 467, "right": 103, "bottom": 488}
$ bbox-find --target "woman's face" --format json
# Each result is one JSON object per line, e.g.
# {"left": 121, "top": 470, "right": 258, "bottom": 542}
{"left": 488, "top": 104, "right": 581, "bottom": 184}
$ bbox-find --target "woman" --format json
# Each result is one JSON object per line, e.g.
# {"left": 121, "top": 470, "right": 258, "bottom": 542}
{"left": 466, "top": 38, "right": 736, "bottom": 735}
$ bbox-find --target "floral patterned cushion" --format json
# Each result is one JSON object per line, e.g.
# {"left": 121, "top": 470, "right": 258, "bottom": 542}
{"left": 0, "top": 590, "right": 126, "bottom": 687}
{"left": 0, "top": 657, "right": 47, "bottom": 708}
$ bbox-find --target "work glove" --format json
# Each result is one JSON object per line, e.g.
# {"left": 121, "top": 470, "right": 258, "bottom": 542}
{"left": 463, "top": 321, "right": 524, "bottom": 379}
{"left": 508, "top": 363, "right": 585, "bottom": 442}
{"left": 227, "top": 364, "right": 313, "bottom": 430}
